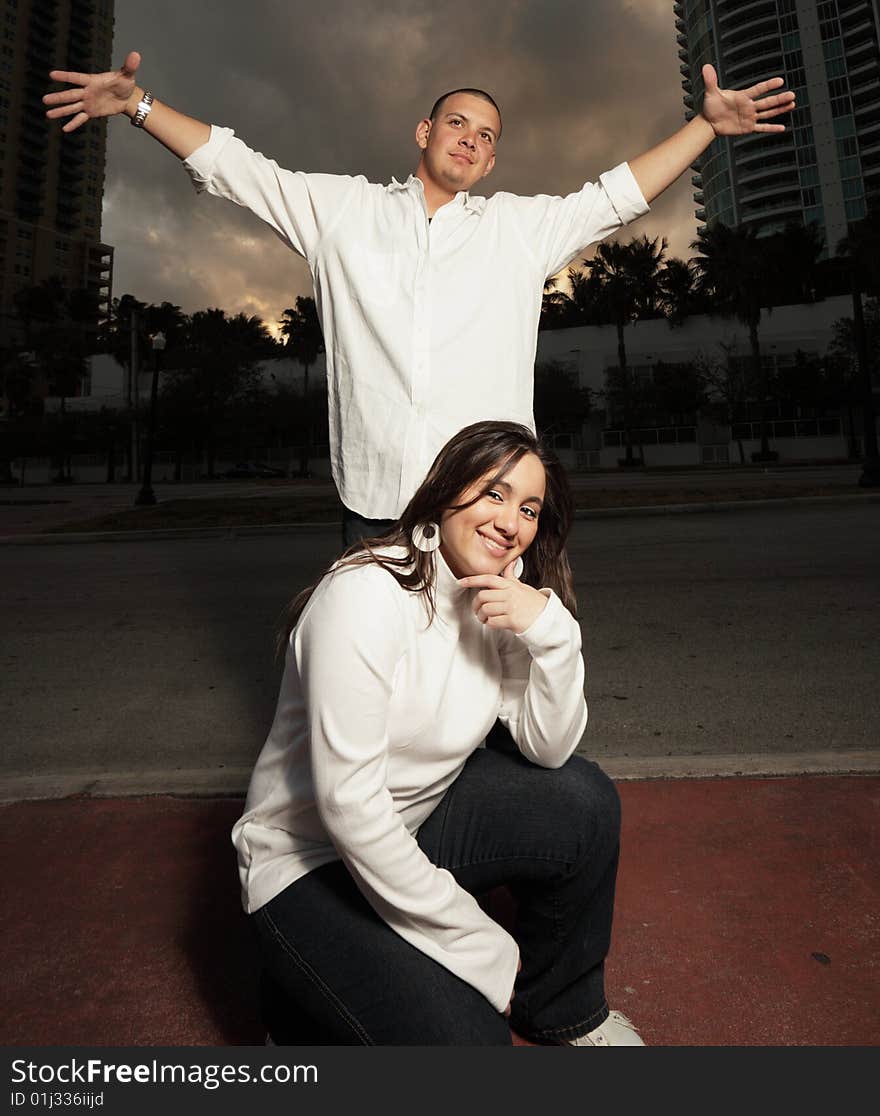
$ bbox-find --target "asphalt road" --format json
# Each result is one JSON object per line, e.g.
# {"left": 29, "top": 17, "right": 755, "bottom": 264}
{"left": 1, "top": 502, "right": 878, "bottom": 791}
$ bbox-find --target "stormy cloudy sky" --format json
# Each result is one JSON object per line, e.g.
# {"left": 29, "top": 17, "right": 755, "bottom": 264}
{"left": 98, "top": 0, "right": 698, "bottom": 334}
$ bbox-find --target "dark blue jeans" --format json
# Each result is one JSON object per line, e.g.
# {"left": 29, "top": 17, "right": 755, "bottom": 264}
{"left": 252, "top": 745, "right": 621, "bottom": 1045}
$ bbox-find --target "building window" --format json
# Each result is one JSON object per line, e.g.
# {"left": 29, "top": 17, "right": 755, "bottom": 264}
{"left": 799, "top": 165, "right": 819, "bottom": 187}
{"left": 833, "top": 115, "right": 856, "bottom": 138}
{"left": 837, "top": 135, "right": 858, "bottom": 157}
{"left": 823, "top": 36, "right": 844, "bottom": 60}
{"left": 845, "top": 197, "right": 867, "bottom": 221}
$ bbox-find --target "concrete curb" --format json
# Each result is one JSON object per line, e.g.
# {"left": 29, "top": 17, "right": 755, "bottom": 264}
{"left": 2, "top": 491, "right": 878, "bottom": 546}
{"left": 2, "top": 750, "right": 877, "bottom": 803}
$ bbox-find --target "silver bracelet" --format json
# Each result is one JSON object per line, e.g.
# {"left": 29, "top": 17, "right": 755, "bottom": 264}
{"left": 130, "top": 90, "right": 155, "bottom": 129}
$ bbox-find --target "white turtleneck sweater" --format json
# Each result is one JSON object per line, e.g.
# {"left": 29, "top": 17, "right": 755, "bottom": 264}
{"left": 232, "top": 548, "right": 588, "bottom": 1013}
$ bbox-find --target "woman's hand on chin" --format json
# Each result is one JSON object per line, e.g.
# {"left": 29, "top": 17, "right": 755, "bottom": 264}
{"left": 458, "top": 561, "right": 548, "bottom": 634}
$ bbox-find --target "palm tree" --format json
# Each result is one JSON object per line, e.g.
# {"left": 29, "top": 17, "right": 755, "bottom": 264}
{"left": 585, "top": 235, "right": 667, "bottom": 464}
{"left": 692, "top": 222, "right": 775, "bottom": 460}
{"left": 280, "top": 296, "right": 325, "bottom": 476}
{"left": 189, "top": 309, "right": 276, "bottom": 478}
{"left": 13, "top": 277, "right": 95, "bottom": 480}
{"left": 773, "top": 221, "right": 824, "bottom": 305}
{"left": 658, "top": 257, "right": 700, "bottom": 328}
{"left": 539, "top": 275, "right": 571, "bottom": 330}
{"left": 836, "top": 207, "right": 880, "bottom": 486}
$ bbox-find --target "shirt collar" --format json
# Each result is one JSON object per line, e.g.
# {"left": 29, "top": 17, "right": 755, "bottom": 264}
{"left": 389, "top": 174, "right": 482, "bottom": 214}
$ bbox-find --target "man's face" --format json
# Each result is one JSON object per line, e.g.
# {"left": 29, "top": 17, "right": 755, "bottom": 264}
{"left": 415, "top": 93, "right": 500, "bottom": 195}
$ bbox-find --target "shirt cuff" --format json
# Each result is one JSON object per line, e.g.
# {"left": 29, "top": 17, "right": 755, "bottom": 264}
{"left": 516, "top": 590, "right": 574, "bottom": 654}
{"left": 183, "top": 124, "right": 236, "bottom": 193}
{"left": 598, "top": 161, "right": 650, "bottom": 225}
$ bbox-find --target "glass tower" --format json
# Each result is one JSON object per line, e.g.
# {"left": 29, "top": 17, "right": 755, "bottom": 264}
{"left": 0, "top": 0, "right": 115, "bottom": 350}
{"left": 673, "top": 0, "right": 880, "bottom": 254}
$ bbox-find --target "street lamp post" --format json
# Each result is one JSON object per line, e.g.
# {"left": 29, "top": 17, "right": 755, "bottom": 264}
{"left": 135, "top": 331, "right": 165, "bottom": 507}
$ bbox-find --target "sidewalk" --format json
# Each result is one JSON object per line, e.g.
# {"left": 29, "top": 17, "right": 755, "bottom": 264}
{"left": 3, "top": 773, "right": 877, "bottom": 1047}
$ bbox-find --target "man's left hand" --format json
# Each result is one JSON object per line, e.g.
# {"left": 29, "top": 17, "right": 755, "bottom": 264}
{"left": 700, "top": 63, "right": 796, "bottom": 136}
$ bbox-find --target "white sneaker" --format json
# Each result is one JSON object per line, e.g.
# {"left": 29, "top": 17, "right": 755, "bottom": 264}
{"left": 567, "top": 1010, "right": 645, "bottom": 1046}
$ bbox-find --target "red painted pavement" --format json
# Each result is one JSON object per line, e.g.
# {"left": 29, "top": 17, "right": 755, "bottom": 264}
{"left": 2, "top": 776, "right": 878, "bottom": 1046}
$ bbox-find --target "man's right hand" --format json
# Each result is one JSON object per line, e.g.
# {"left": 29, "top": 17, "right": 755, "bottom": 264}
{"left": 43, "top": 50, "right": 210, "bottom": 160}
{"left": 44, "top": 49, "right": 142, "bottom": 132}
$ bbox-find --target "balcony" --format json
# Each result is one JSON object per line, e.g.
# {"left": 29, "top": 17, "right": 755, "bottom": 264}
{"left": 739, "top": 196, "right": 802, "bottom": 219}
{"left": 840, "top": 18, "right": 875, "bottom": 42}
{"left": 724, "top": 46, "right": 782, "bottom": 79}
{"left": 717, "top": 0, "right": 776, "bottom": 24}
{"left": 739, "top": 176, "right": 800, "bottom": 204}
{"left": 738, "top": 159, "right": 797, "bottom": 186}
{"left": 722, "top": 15, "right": 776, "bottom": 48}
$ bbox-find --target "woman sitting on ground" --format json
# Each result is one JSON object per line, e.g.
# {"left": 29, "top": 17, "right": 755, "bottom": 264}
{"left": 232, "top": 420, "right": 644, "bottom": 1046}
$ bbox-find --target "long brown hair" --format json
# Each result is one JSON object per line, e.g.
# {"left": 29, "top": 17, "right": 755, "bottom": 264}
{"left": 277, "top": 421, "right": 576, "bottom": 658}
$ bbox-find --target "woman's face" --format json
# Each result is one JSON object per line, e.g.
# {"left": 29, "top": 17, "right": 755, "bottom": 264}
{"left": 440, "top": 452, "right": 546, "bottom": 579}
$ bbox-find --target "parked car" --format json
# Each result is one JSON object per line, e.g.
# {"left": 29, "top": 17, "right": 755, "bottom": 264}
{"left": 223, "top": 461, "right": 287, "bottom": 479}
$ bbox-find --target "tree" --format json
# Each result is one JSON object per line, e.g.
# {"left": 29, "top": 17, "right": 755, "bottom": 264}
{"left": 658, "top": 257, "right": 701, "bottom": 328}
{"left": 692, "top": 222, "right": 776, "bottom": 460}
{"left": 836, "top": 207, "right": 880, "bottom": 486}
{"left": 100, "top": 296, "right": 188, "bottom": 482}
{"left": 585, "top": 234, "right": 667, "bottom": 464}
{"left": 772, "top": 220, "right": 824, "bottom": 306}
{"left": 827, "top": 298, "right": 880, "bottom": 460}
{"left": 280, "top": 296, "right": 325, "bottom": 476}
{"left": 651, "top": 360, "right": 705, "bottom": 425}
{"left": 693, "top": 339, "right": 753, "bottom": 464}
{"left": 178, "top": 309, "right": 276, "bottom": 478}
{"left": 12, "top": 277, "right": 96, "bottom": 480}
{"left": 539, "top": 275, "right": 572, "bottom": 331}
{"left": 533, "top": 360, "right": 592, "bottom": 436}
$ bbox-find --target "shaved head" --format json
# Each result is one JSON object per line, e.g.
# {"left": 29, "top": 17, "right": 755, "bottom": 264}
{"left": 429, "top": 88, "right": 502, "bottom": 136}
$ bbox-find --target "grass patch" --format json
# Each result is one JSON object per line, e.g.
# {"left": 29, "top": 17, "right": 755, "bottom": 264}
{"left": 45, "top": 481, "right": 854, "bottom": 534}
{"left": 49, "top": 489, "right": 345, "bottom": 533}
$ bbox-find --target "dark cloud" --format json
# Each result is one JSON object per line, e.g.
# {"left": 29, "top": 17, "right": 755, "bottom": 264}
{"left": 95, "top": 0, "right": 707, "bottom": 328}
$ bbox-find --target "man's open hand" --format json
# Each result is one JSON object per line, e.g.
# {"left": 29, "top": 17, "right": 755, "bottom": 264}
{"left": 700, "top": 63, "right": 795, "bottom": 136}
{"left": 44, "top": 49, "right": 142, "bottom": 132}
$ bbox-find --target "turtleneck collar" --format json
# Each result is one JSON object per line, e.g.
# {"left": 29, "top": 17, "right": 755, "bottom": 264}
{"left": 433, "top": 547, "right": 471, "bottom": 627}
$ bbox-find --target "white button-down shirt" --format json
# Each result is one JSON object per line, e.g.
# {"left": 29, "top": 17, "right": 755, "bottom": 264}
{"left": 185, "top": 127, "right": 649, "bottom": 518}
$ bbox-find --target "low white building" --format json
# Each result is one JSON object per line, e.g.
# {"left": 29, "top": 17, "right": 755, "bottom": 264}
{"left": 536, "top": 295, "right": 857, "bottom": 467}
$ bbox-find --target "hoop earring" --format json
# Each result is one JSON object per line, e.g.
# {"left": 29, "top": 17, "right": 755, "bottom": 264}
{"left": 412, "top": 522, "right": 441, "bottom": 552}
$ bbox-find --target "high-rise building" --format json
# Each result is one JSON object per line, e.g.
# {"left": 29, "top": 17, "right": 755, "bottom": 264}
{"left": 0, "top": 0, "right": 114, "bottom": 351}
{"left": 674, "top": 0, "right": 880, "bottom": 255}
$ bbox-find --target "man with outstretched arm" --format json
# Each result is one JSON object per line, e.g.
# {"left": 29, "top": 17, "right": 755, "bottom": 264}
{"left": 45, "top": 52, "right": 794, "bottom": 544}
